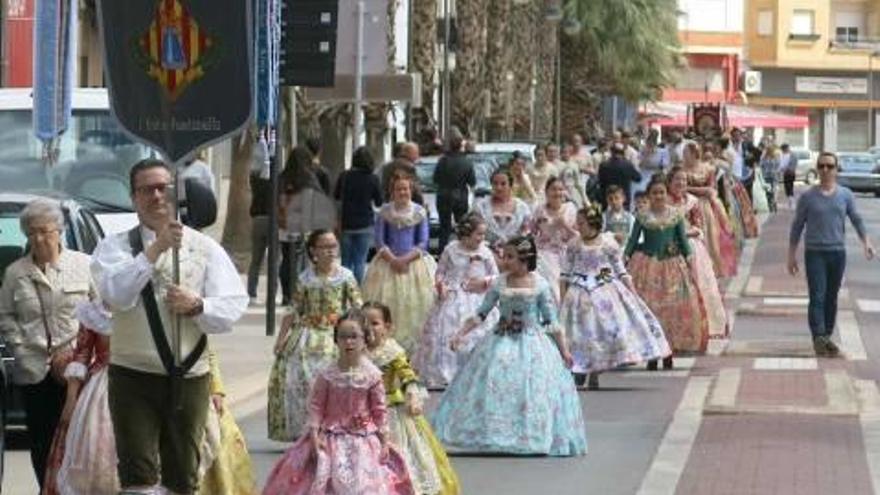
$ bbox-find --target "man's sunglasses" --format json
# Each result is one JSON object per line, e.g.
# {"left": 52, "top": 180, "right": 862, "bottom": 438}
{"left": 816, "top": 163, "right": 837, "bottom": 171}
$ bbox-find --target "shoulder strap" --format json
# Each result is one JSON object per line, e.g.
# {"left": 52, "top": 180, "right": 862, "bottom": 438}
{"left": 128, "top": 228, "right": 206, "bottom": 376}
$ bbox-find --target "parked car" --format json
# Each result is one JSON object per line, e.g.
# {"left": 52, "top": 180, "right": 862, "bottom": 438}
{"left": 414, "top": 155, "right": 500, "bottom": 254}
{"left": 837, "top": 153, "right": 880, "bottom": 197}
{"left": 1, "top": 193, "right": 105, "bottom": 441}
{"left": 790, "top": 148, "right": 818, "bottom": 184}
{"left": 473, "top": 142, "right": 538, "bottom": 166}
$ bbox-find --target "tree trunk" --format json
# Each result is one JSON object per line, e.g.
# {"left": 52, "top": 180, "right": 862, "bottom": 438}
{"left": 410, "top": 0, "right": 438, "bottom": 133}
{"left": 534, "top": 11, "right": 556, "bottom": 141}
{"left": 221, "top": 130, "right": 255, "bottom": 271}
{"left": 451, "top": 0, "right": 488, "bottom": 138}
{"left": 485, "top": 0, "right": 511, "bottom": 140}
{"left": 509, "top": 2, "right": 539, "bottom": 139}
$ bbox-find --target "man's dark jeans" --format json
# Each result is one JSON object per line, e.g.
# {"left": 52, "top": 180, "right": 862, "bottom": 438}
{"left": 805, "top": 249, "right": 846, "bottom": 338}
{"left": 437, "top": 193, "right": 468, "bottom": 253}
{"left": 341, "top": 230, "right": 373, "bottom": 284}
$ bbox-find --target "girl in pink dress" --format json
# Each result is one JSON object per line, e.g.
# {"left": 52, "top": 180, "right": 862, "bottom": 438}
{"left": 263, "top": 309, "right": 415, "bottom": 495}
{"left": 531, "top": 178, "right": 579, "bottom": 302}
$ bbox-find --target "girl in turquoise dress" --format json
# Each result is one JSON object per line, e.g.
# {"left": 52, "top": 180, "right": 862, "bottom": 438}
{"left": 430, "top": 236, "right": 587, "bottom": 456}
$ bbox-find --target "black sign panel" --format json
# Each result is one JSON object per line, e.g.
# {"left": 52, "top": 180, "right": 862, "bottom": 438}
{"left": 97, "top": 0, "right": 253, "bottom": 164}
{"left": 281, "top": 0, "right": 338, "bottom": 87}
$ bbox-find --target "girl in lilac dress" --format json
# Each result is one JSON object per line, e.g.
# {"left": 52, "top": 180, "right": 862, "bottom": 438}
{"left": 531, "top": 178, "right": 579, "bottom": 302}
{"left": 415, "top": 213, "right": 499, "bottom": 389}
{"left": 560, "top": 205, "right": 671, "bottom": 390}
{"left": 362, "top": 176, "right": 437, "bottom": 353}
{"left": 263, "top": 309, "right": 415, "bottom": 495}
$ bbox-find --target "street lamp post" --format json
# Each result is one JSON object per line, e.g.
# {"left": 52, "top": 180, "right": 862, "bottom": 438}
{"left": 870, "top": 50, "right": 880, "bottom": 148}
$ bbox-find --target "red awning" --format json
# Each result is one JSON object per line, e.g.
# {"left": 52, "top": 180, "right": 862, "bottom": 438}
{"left": 641, "top": 102, "right": 809, "bottom": 129}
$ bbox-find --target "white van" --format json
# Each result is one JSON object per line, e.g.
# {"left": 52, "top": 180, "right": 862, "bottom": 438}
{"left": 0, "top": 87, "right": 154, "bottom": 234}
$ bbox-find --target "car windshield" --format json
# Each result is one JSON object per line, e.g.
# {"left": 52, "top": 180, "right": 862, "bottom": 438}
{"left": 840, "top": 155, "right": 877, "bottom": 172}
{"left": 0, "top": 109, "right": 155, "bottom": 212}
{"left": 415, "top": 160, "right": 438, "bottom": 192}
{"left": 416, "top": 157, "right": 497, "bottom": 193}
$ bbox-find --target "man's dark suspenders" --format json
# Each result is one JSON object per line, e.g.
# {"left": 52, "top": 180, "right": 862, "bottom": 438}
{"left": 128, "top": 228, "right": 206, "bottom": 409}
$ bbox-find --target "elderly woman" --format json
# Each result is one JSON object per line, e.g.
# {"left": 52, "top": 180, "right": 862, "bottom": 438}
{"left": 0, "top": 198, "right": 96, "bottom": 490}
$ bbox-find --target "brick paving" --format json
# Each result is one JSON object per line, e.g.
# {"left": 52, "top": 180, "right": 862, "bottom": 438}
{"left": 675, "top": 415, "right": 873, "bottom": 495}
{"left": 736, "top": 370, "right": 827, "bottom": 408}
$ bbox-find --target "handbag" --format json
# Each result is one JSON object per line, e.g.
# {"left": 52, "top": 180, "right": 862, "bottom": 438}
{"left": 32, "top": 279, "right": 75, "bottom": 384}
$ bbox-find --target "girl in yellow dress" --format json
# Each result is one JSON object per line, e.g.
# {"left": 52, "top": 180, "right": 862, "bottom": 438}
{"left": 364, "top": 301, "right": 460, "bottom": 495}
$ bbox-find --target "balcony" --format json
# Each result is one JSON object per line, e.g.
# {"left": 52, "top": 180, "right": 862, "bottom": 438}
{"left": 829, "top": 36, "right": 880, "bottom": 52}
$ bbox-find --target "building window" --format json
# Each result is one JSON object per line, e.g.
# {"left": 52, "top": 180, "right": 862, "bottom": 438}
{"left": 835, "top": 26, "right": 859, "bottom": 43}
{"left": 758, "top": 10, "right": 774, "bottom": 36}
{"left": 791, "top": 10, "right": 814, "bottom": 36}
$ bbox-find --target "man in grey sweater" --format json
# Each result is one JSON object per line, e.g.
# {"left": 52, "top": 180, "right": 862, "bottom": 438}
{"left": 788, "top": 152, "right": 876, "bottom": 357}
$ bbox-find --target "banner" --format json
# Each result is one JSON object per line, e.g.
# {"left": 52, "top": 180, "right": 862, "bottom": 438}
{"left": 97, "top": 0, "right": 253, "bottom": 164}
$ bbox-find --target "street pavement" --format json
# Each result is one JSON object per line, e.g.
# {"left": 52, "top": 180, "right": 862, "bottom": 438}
{"left": 5, "top": 189, "right": 880, "bottom": 494}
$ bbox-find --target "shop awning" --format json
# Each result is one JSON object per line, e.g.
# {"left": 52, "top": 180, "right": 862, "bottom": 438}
{"left": 641, "top": 101, "right": 809, "bottom": 129}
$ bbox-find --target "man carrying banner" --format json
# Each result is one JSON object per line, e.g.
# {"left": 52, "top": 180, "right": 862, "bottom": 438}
{"left": 91, "top": 158, "right": 248, "bottom": 495}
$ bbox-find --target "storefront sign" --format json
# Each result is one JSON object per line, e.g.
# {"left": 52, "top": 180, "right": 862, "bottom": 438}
{"left": 795, "top": 76, "right": 867, "bottom": 95}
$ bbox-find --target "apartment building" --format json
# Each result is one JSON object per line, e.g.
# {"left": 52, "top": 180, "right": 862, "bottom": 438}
{"left": 744, "top": 0, "right": 880, "bottom": 151}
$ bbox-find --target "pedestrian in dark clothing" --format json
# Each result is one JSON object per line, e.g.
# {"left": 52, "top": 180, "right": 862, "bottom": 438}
{"left": 789, "top": 152, "right": 875, "bottom": 357}
{"left": 597, "top": 142, "right": 642, "bottom": 210}
{"left": 433, "top": 134, "right": 476, "bottom": 252}
{"left": 246, "top": 134, "right": 279, "bottom": 302}
{"left": 335, "top": 147, "right": 384, "bottom": 283}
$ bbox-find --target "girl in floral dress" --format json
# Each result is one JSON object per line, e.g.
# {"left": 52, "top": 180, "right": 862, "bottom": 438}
{"left": 625, "top": 179, "right": 709, "bottom": 369}
{"left": 415, "top": 214, "right": 499, "bottom": 389}
{"left": 431, "top": 236, "right": 587, "bottom": 456}
{"left": 531, "top": 178, "right": 578, "bottom": 302}
{"left": 263, "top": 309, "right": 415, "bottom": 495}
{"left": 365, "top": 302, "right": 460, "bottom": 495}
{"left": 362, "top": 176, "right": 436, "bottom": 354}
{"left": 268, "top": 230, "right": 362, "bottom": 441}
{"left": 717, "top": 138, "right": 759, "bottom": 240}
{"left": 682, "top": 143, "right": 738, "bottom": 278}
{"left": 667, "top": 167, "right": 729, "bottom": 339}
{"left": 560, "top": 206, "right": 670, "bottom": 390}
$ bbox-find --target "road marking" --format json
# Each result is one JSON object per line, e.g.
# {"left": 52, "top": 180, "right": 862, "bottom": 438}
{"left": 753, "top": 357, "right": 818, "bottom": 370}
{"left": 762, "top": 297, "right": 809, "bottom": 306}
{"left": 854, "top": 379, "right": 880, "bottom": 493}
{"left": 857, "top": 299, "right": 880, "bottom": 313}
{"left": 708, "top": 368, "right": 740, "bottom": 409}
{"left": 724, "top": 339, "right": 815, "bottom": 358}
{"left": 838, "top": 310, "right": 868, "bottom": 361}
{"left": 636, "top": 376, "right": 712, "bottom": 495}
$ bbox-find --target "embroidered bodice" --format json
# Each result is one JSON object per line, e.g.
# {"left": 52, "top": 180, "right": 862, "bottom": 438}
{"left": 473, "top": 197, "right": 532, "bottom": 245}
{"left": 369, "top": 339, "right": 421, "bottom": 407}
{"left": 375, "top": 202, "right": 430, "bottom": 256}
{"left": 306, "top": 358, "right": 388, "bottom": 435}
{"left": 604, "top": 210, "right": 635, "bottom": 239}
{"left": 624, "top": 208, "right": 692, "bottom": 260}
{"left": 685, "top": 164, "right": 717, "bottom": 189}
{"left": 531, "top": 203, "right": 578, "bottom": 254}
{"left": 476, "top": 274, "right": 558, "bottom": 336}
{"left": 436, "top": 241, "right": 498, "bottom": 291}
{"left": 293, "top": 265, "right": 362, "bottom": 332}
{"left": 562, "top": 233, "right": 630, "bottom": 293}
{"left": 669, "top": 193, "right": 705, "bottom": 231}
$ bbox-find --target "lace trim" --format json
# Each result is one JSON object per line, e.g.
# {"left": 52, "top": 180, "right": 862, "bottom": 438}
{"left": 379, "top": 202, "right": 426, "bottom": 228}
{"left": 319, "top": 358, "right": 383, "bottom": 389}
{"left": 446, "top": 241, "right": 493, "bottom": 262}
{"left": 369, "top": 338, "right": 407, "bottom": 368}
{"left": 300, "top": 264, "right": 352, "bottom": 287}
{"left": 75, "top": 301, "right": 112, "bottom": 333}
{"left": 637, "top": 208, "right": 684, "bottom": 229}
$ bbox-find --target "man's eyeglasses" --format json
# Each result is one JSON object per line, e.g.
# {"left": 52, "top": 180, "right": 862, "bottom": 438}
{"left": 816, "top": 163, "right": 836, "bottom": 171}
{"left": 135, "top": 183, "right": 172, "bottom": 196}
{"left": 27, "top": 228, "right": 60, "bottom": 238}
{"left": 313, "top": 244, "right": 338, "bottom": 252}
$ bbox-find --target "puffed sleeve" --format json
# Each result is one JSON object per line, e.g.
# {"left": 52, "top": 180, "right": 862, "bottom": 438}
{"left": 624, "top": 218, "right": 643, "bottom": 258}
{"left": 306, "top": 374, "right": 330, "bottom": 430}
{"left": 435, "top": 246, "right": 453, "bottom": 283}
{"left": 605, "top": 237, "right": 629, "bottom": 279}
{"left": 476, "top": 282, "right": 501, "bottom": 321}
{"left": 537, "top": 279, "right": 559, "bottom": 332}
{"left": 344, "top": 271, "right": 363, "bottom": 310}
{"left": 415, "top": 215, "right": 430, "bottom": 252}
{"left": 368, "top": 378, "right": 389, "bottom": 432}
{"left": 675, "top": 218, "right": 692, "bottom": 257}
{"left": 64, "top": 328, "right": 97, "bottom": 380}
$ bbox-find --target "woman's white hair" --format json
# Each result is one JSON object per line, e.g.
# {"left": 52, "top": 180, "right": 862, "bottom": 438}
{"left": 19, "top": 198, "right": 65, "bottom": 234}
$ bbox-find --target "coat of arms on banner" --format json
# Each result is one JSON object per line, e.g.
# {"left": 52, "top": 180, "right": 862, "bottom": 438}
{"left": 98, "top": 0, "right": 252, "bottom": 163}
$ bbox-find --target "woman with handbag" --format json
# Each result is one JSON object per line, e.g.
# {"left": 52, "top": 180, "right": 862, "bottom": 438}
{"left": 0, "top": 198, "right": 96, "bottom": 491}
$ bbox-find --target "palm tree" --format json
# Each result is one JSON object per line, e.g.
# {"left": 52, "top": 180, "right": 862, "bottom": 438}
{"left": 560, "top": 0, "right": 682, "bottom": 137}
{"left": 484, "top": 0, "right": 512, "bottom": 140}
{"left": 451, "top": 0, "right": 488, "bottom": 138}
{"left": 411, "top": 0, "right": 439, "bottom": 135}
